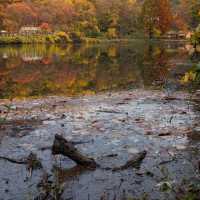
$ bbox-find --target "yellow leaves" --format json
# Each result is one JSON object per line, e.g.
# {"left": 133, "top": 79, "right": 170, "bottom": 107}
{"left": 106, "top": 28, "right": 118, "bottom": 39}
{"left": 180, "top": 71, "right": 196, "bottom": 84}
{"left": 153, "top": 47, "right": 161, "bottom": 56}
{"left": 78, "top": 80, "right": 89, "bottom": 87}
{"left": 108, "top": 47, "right": 117, "bottom": 57}
{"left": 16, "top": 88, "right": 31, "bottom": 97}
{"left": 72, "top": 0, "right": 96, "bottom": 15}
{"left": 80, "top": 21, "right": 89, "bottom": 28}
{"left": 128, "top": 0, "right": 137, "bottom": 5}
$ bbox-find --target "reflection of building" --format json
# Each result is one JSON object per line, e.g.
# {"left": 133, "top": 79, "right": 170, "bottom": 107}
{"left": 19, "top": 27, "right": 42, "bottom": 35}
{"left": 164, "top": 31, "right": 177, "bottom": 39}
{"left": 186, "top": 32, "right": 193, "bottom": 39}
{"left": 0, "top": 30, "right": 8, "bottom": 35}
{"left": 2, "top": 53, "right": 8, "bottom": 59}
{"left": 178, "top": 31, "right": 186, "bottom": 39}
{"left": 20, "top": 46, "right": 44, "bottom": 62}
{"left": 21, "top": 55, "right": 43, "bottom": 62}
{"left": 164, "top": 31, "right": 186, "bottom": 39}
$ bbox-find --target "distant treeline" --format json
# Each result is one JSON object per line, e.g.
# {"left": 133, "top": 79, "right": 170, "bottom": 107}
{"left": 0, "top": 0, "right": 199, "bottom": 39}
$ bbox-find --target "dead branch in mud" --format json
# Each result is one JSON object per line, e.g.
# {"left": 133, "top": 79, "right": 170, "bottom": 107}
{"left": 52, "top": 135, "right": 147, "bottom": 171}
{"left": 0, "top": 156, "right": 27, "bottom": 164}
{"left": 112, "top": 151, "right": 147, "bottom": 171}
{"left": 159, "top": 158, "right": 175, "bottom": 165}
{"left": 52, "top": 134, "right": 98, "bottom": 169}
{"left": 0, "top": 152, "right": 43, "bottom": 173}
{"left": 96, "top": 109, "right": 122, "bottom": 114}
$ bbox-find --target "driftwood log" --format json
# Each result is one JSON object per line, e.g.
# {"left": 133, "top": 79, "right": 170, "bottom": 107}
{"left": 52, "top": 134, "right": 146, "bottom": 171}
{"left": 52, "top": 134, "right": 98, "bottom": 169}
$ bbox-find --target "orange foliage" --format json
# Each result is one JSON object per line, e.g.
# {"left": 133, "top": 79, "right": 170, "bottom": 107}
{"left": 156, "top": 0, "right": 173, "bottom": 34}
{"left": 40, "top": 22, "right": 51, "bottom": 32}
{"left": 41, "top": 57, "right": 52, "bottom": 65}
{"left": 4, "top": 2, "right": 38, "bottom": 31}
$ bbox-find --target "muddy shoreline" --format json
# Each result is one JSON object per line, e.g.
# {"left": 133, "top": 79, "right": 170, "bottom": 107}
{"left": 0, "top": 89, "right": 200, "bottom": 200}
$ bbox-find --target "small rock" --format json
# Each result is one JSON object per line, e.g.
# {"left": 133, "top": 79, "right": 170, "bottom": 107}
{"left": 146, "top": 131, "right": 153, "bottom": 135}
{"left": 146, "top": 171, "right": 154, "bottom": 177}
{"left": 105, "top": 154, "right": 118, "bottom": 158}
{"left": 158, "top": 132, "right": 171, "bottom": 137}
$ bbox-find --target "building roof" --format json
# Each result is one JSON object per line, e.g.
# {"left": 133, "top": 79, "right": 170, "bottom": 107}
{"left": 19, "top": 27, "right": 41, "bottom": 32}
{"left": 0, "top": 30, "right": 7, "bottom": 33}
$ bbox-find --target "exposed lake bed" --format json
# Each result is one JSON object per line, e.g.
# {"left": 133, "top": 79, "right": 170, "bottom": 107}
{"left": 0, "top": 89, "right": 200, "bottom": 200}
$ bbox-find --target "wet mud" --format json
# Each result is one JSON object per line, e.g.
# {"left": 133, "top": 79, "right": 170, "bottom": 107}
{"left": 0, "top": 89, "right": 200, "bottom": 200}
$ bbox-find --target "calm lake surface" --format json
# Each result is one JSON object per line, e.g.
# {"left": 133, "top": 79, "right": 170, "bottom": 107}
{"left": 0, "top": 40, "right": 197, "bottom": 99}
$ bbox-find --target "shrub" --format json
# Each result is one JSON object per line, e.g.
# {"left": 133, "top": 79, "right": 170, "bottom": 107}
{"left": 54, "top": 31, "right": 71, "bottom": 43}
{"left": 82, "top": 37, "right": 101, "bottom": 43}
{"left": 191, "top": 24, "right": 200, "bottom": 46}
{"left": 191, "top": 32, "right": 200, "bottom": 46}
{"left": 12, "top": 36, "right": 23, "bottom": 44}
{"left": 70, "top": 31, "right": 84, "bottom": 43}
{"left": 46, "top": 35, "right": 56, "bottom": 43}
{"left": 80, "top": 22, "right": 101, "bottom": 38}
{"left": 0, "top": 36, "right": 23, "bottom": 44}
{"left": 154, "top": 28, "right": 162, "bottom": 38}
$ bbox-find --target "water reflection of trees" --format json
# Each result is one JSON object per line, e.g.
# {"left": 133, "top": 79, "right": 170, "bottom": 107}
{"left": 0, "top": 42, "right": 190, "bottom": 98}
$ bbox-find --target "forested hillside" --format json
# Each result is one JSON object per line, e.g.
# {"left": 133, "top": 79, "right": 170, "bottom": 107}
{"left": 0, "top": 0, "right": 199, "bottom": 38}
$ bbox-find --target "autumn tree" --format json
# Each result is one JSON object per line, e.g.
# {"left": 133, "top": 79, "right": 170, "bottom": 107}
{"left": 0, "top": 4, "right": 5, "bottom": 29}
{"left": 0, "top": 0, "right": 24, "bottom": 29}
{"left": 111, "top": 0, "right": 141, "bottom": 37}
{"left": 157, "top": 0, "right": 173, "bottom": 34}
{"left": 141, "top": 0, "right": 173, "bottom": 38}
{"left": 190, "top": 0, "right": 200, "bottom": 28}
{"left": 71, "top": 0, "right": 99, "bottom": 37}
{"left": 174, "top": 0, "right": 200, "bottom": 30}
{"left": 141, "top": 0, "right": 158, "bottom": 38}
{"left": 93, "top": 0, "right": 122, "bottom": 37}
{"left": 4, "top": 2, "right": 38, "bottom": 31}
{"left": 34, "top": 0, "right": 75, "bottom": 31}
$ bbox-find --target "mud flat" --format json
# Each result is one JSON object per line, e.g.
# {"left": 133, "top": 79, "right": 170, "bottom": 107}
{"left": 0, "top": 89, "right": 200, "bottom": 200}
